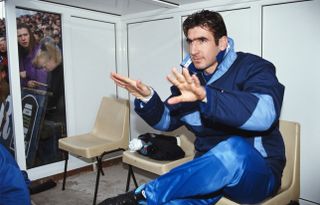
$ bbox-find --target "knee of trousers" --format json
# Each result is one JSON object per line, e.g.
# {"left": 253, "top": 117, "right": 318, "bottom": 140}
{"left": 208, "top": 136, "right": 258, "bottom": 174}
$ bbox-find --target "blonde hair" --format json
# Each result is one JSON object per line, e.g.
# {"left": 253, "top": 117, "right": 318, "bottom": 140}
{"left": 33, "top": 37, "right": 62, "bottom": 69}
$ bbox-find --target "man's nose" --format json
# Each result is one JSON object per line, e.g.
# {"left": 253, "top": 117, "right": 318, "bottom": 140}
{"left": 189, "top": 43, "right": 199, "bottom": 55}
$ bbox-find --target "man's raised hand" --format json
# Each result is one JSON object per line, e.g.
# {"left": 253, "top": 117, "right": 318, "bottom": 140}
{"left": 166, "top": 67, "right": 206, "bottom": 104}
{"left": 110, "top": 72, "right": 152, "bottom": 99}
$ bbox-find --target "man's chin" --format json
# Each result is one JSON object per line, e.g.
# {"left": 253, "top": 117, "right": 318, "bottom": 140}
{"left": 193, "top": 62, "right": 217, "bottom": 73}
{"left": 193, "top": 65, "right": 206, "bottom": 70}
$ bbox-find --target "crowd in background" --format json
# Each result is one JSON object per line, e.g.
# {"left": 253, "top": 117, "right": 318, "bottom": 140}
{"left": 0, "top": 19, "right": 8, "bottom": 105}
{"left": 16, "top": 12, "right": 62, "bottom": 47}
{"left": 0, "top": 11, "right": 63, "bottom": 103}
{"left": 1, "top": 10, "right": 66, "bottom": 168}
{"left": 0, "top": 11, "right": 63, "bottom": 48}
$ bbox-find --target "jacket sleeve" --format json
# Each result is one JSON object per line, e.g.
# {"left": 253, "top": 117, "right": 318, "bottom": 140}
{"left": 200, "top": 59, "right": 284, "bottom": 131}
{"left": 134, "top": 87, "right": 184, "bottom": 132}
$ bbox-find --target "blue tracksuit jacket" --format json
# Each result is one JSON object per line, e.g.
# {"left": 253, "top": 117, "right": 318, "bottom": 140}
{"left": 134, "top": 39, "right": 285, "bottom": 188}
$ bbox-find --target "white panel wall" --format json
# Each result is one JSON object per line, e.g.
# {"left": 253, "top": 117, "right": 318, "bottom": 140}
{"left": 262, "top": 0, "right": 320, "bottom": 202}
{"left": 68, "top": 17, "right": 117, "bottom": 134}
{"left": 220, "top": 8, "right": 259, "bottom": 55}
{"left": 127, "top": 17, "right": 181, "bottom": 139}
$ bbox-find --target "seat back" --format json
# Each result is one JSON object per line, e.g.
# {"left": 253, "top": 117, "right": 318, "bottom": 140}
{"left": 92, "top": 97, "right": 129, "bottom": 145}
{"left": 180, "top": 134, "right": 195, "bottom": 157}
{"left": 216, "top": 120, "right": 300, "bottom": 205}
{"left": 278, "top": 120, "right": 300, "bottom": 199}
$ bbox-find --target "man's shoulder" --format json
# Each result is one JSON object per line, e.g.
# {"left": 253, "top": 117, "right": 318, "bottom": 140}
{"left": 236, "top": 52, "right": 263, "bottom": 61}
{"left": 235, "top": 52, "right": 274, "bottom": 67}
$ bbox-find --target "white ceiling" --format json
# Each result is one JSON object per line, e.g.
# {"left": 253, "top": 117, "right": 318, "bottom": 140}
{"left": 40, "top": 0, "right": 210, "bottom": 16}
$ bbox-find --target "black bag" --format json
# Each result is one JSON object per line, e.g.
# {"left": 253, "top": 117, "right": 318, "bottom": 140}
{"left": 137, "top": 133, "right": 185, "bottom": 161}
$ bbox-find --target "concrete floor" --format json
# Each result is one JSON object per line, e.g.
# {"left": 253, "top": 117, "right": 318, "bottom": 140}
{"left": 31, "top": 162, "right": 155, "bottom": 205}
{"left": 30, "top": 161, "right": 316, "bottom": 205}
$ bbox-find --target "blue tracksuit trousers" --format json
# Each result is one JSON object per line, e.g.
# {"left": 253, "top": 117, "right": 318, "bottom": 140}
{"left": 144, "top": 136, "right": 277, "bottom": 205}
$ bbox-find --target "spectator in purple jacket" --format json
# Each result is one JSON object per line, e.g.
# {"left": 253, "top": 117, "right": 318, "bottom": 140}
{"left": 17, "top": 23, "right": 48, "bottom": 90}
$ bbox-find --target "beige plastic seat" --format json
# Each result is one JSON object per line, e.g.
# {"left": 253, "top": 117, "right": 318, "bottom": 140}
{"left": 123, "top": 134, "right": 195, "bottom": 191}
{"left": 58, "top": 97, "right": 129, "bottom": 205}
{"left": 217, "top": 120, "right": 300, "bottom": 205}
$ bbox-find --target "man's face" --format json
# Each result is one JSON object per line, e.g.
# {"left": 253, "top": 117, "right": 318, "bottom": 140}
{"left": 186, "top": 26, "right": 226, "bottom": 74}
{"left": 17, "top": 28, "right": 30, "bottom": 48}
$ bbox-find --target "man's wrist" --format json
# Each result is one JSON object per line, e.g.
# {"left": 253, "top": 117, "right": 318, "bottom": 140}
{"left": 201, "top": 97, "right": 207, "bottom": 103}
{"left": 139, "top": 87, "right": 154, "bottom": 103}
{"left": 200, "top": 87, "right": 207, "bottom": 103}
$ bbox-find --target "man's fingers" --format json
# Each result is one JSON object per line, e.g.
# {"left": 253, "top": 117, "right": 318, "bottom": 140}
{"left": 111, "top": 72, "right": 152, "bottom": 98}
{"left": 111, "top": 73, "right": 127, "bottom": 83}
{"left": 111, "top": 72, "right": 135, "bottom": 84}
{"left": 167, "top": 74, "right": 180, "bottom": 86}
{"left": 136, "top": 80, "right": 150, "bottom": 95}
{"left": 171, "top": 67, "right": 186, "bottom": 83}
{"left": 111, "top": 76, "right": 129, "bottom": 87}
{"left": 167, "top": 96, "right": 182, "bottom": 105}
{"left": 114, "top": 79, "right": 128, "bottom": 88}
{"left": 111, "top": 72, "right": 136, "bottom": 88}
{"left": 168, "top": 67, "right": 193, "bottom": 86}
{"left": 192, "top": 74, "right": 201, "bottom": 87}
{"left": 182, "top": 67, "right": 193, "bottom": 84}
{"left": 110, "top": 72, "right": 124, "bottom": 81}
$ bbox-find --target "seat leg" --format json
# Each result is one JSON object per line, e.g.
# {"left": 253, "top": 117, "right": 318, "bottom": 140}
{"left": 125, "top": 165, "right": 132, "bottom": 192}
{"left": 130, "top": 166, "right": 139, "bottom": 189}
{"left": 125, "top": 165, "right": 139, "bottom": 192}
{"left": 288, "top": 201, "right": 299, "bottom": 205}
{"left": 93, "top": 149, "right": 123, "bottom": 204}
{"left": 62, "top": 151, "right": 68, "bottom": 190}
{"left": 96, "top": 157, "right": 105, "bottom": 176}
{"left": 93, "top": 157, "right": 103, "bottom": 205}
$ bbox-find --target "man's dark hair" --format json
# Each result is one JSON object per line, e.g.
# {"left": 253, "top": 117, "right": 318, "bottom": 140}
{"left": 183, "top": 10, "right": 227, "bottom": 45}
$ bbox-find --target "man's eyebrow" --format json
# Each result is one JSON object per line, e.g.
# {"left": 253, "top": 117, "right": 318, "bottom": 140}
{"left": 186, "top": 36, "right": 208, "bottom": 43}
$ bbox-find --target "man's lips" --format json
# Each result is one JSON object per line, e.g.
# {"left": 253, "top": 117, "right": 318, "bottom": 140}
{"left": 192, "top": 58, "right": 202, "bottom": 63}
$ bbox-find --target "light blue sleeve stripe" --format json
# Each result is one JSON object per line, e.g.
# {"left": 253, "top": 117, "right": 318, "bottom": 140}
{"left": 180, "top": 111, "right": 202, "bottom": 126}
{"left": 154, "top": 106, "right": 171, "bottom": 131}
{"left": 254, "top": 136, "right": 267, "bottom": 157}
{"left": 240, "top": 94, "right": 276, "bottom": 131}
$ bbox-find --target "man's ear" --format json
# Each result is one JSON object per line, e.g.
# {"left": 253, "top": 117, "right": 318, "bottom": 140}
{"left": 218, "top": 36, "right": 228, "bottom": 51}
